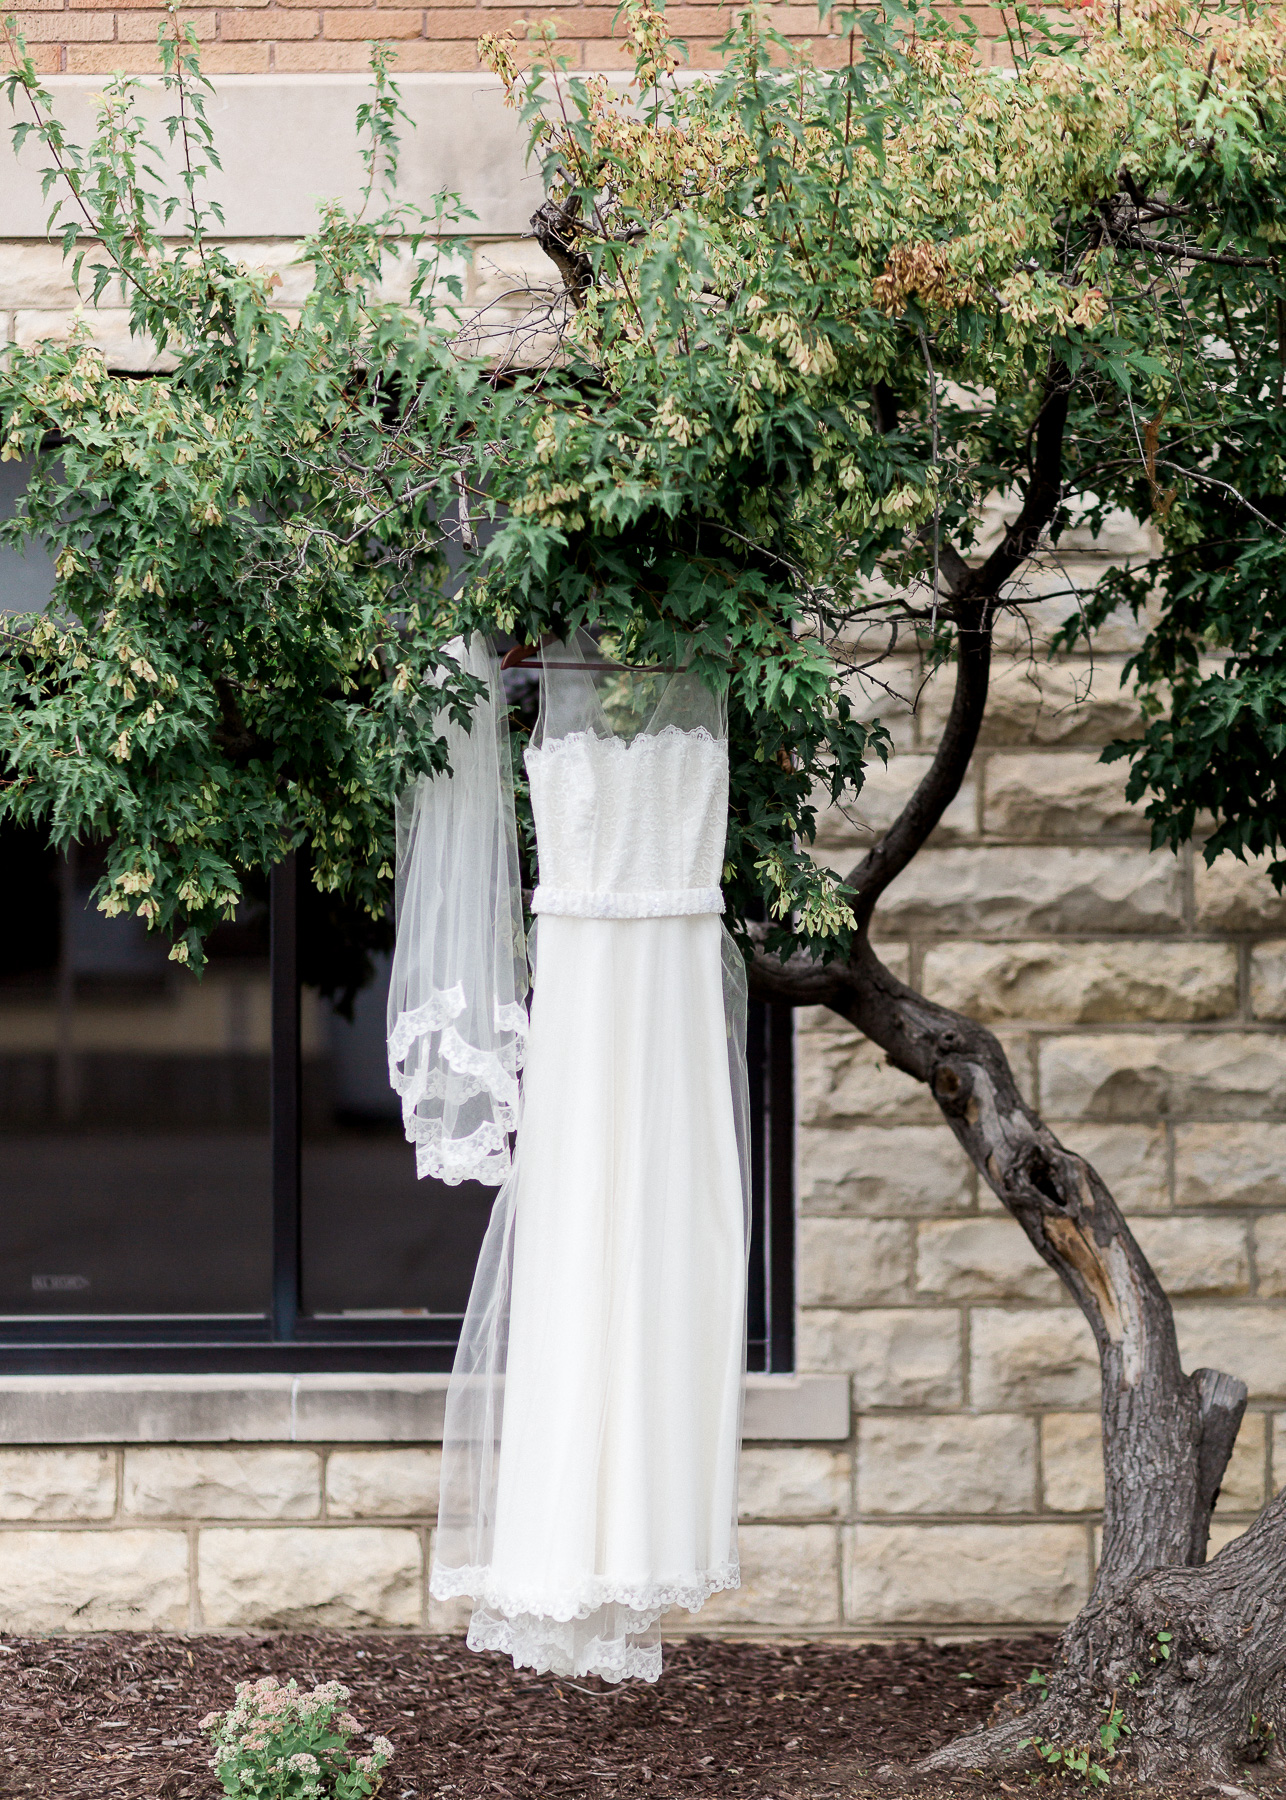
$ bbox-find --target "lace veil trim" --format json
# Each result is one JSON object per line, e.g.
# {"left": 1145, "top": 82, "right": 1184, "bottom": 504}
{"left": 430, "top": 1559, "right": 740, "bottom": 1620}
{"left": 386, "top": 636, "right": 529, "bottom": 1187}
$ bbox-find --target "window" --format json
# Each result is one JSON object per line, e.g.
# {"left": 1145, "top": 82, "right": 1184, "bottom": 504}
{"left": 0, "top": 841, "right": 795, "bottom": 1372}
{"left": 0, "top": 457, "right": 795, "bottom": 1373}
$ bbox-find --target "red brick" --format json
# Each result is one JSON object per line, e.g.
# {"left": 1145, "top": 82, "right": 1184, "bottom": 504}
{"left": 275, "top": 30, "right": 473, "bottom": 60}
{"left": 321, "top": 5, "right": 422, "bottom": 30}
{"left": 222, "top": 7, "right": 317, "bottom": 33}
{"left": 118, "top": 7, "right": 214, "bottom": 36}
{"left": 272, "top": 31, "right": 441, "bottom": 59}
{"left": 10, "top": 10, "right": 111, "bottom": 36}
{"left": 4, "top": 38, "right": 63, "bottom": 66}
{"left": 202, "top": 35, "right": 271, "bottom": 61}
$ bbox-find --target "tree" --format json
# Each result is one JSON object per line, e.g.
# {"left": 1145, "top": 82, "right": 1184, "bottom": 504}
{"left": 5, "top": 0, "right": 1286, "bottom": 1776}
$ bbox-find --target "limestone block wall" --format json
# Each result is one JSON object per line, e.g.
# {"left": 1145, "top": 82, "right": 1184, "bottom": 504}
{"left": 4, "top": 106, "right": 1286, "bottom": 1640}
{"left": 0, "top": 1379, "right": 853, "bottom": 1634}
{"left": 794, "top": 514, "right": 1286, "bottom": 1631}
{"left": 0, "top": 236, "right": 556, "bottom": 375}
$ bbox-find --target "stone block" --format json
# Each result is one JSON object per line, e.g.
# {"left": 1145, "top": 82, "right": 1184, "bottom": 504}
{"left": 843, "top": 1522, "right": 1090, "bottom": 1625}
{"left": 970, "top": 1309, "right": 1099, "bottom": 1410}
{"left": 800, "top": 1309, "right": 962, "bottom": 1408}
{"left": 198, "top": 1527, "right": 421, "bottom": 1628}
{"left": 1254, "top": 1215, "right": 1286, "bottom": 1297}
{"left": 290, "top": 1375, "right": 449, "bottom": 1442}
{"left": 982, "top": 752, "right": 1146, "bottom": 839}
{"left": 987, "top": 560, "right": 1153, "bottom": 656}
{"left": 858, "top": 1414, "right": 1037, "bottom": 1515}
{"left": 470, "top": 238, "right": 567, "bottom": 306}
{"left": 0, "top": 1375, "right": 298, "bottom": 1445}
{"left": 699, "top": 1524, "right": 840, "bottom": 1626}
{"left": 221, "top": 240, "right": 315, "bottom": 308}
{"left": 797, "top": 1026, "right": 941, "bottom": 1127}
{"left": 13, "top": 309, "right": 176, "bottom": 372}
{"left": 743, "top": 1375, "right": 852, "bottom": 1442}
{"left": 812, "top": 755, "right": 977, "bottom": 857}
{"left": 1042, "top": 1411, "right": 1264, "bottom": 1515}
{"left": 877, "top": 847, "right": 1182, "bottom": 937}
{"left": 915, "top": 1218, "right": 1062, "bottom": 1303}
{"left": 0, "top": 241, "right": 118, "bottom": 309}
{"left": 1130, "top": 1216, "right": 1249, "bottom": 1298}
{"left": 426, "top": 1561, "right": 473, "bottom": 1632}
{"left": 919, "top": 658, "right": 1142, "bottom": 749}
{"left": 1041, "top": 1413, "right": 1103, "bottom": 1512}
{"left": 1176, "top": 1124, "right": 1286, "bottom": 1209}
{"left": 1274, "top": 1414, "right": 1286, "bottom": 1494}
{"left": 1215, "top": 1412, "right": 1266, "bottom": 1514}
{"left": 1041, "top": 1033, "right": 1286, "bottom": 1122}
{"left": 0, "top": 1449, "right": 115, "bottom": 1520}
{"left": 1252, "top": 940, "right": 1286, "bottom": 1021}
{"left": 980, "top": 1124, "right": 1168, "bottom": 1214}
{"left": 972, "top": 493, "right": 1149, "bottom": 560}
{"left": 124, "top": 1448, "right": 321, "bottom": 1519}
{"left": 923, "top": 941, "right": 1236, "bottom": 1026}
{"left": 798, "top": 1219, "right": 914, "bottom": 1307}
{"left": 0, "top": 1529, "right": 189, "bottom": 1631}
{"left": 1207, "top": 1519, "right": 1249, "bottom": 1555}
{"left": 1195, "top": 854, "right": 1286, "bottom": 932}
{"left": 797, "top": 1124, "right": 973, "bottom": 1216}
{"left": 737, "top": 1448, "right": 850, "bottom": 1521}
{"left": 1175, "top": 1307, "right": 1286, "bottom": 1402}
{"left": 326, "top": 1449, "right": 441, "bottom": 1519}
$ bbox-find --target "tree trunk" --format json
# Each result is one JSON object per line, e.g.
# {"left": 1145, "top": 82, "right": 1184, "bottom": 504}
{"left": 747, "top": 597, "right": 1273, "bottom": 1778}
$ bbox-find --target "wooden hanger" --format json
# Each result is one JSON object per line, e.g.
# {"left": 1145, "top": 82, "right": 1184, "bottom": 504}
{"left": 500, "top": 641, "right": 682, "bottom": 674}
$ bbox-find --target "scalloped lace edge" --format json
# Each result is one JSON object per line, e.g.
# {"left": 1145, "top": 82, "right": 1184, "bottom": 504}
{"left": 532, "top": 885, "right": 724, "bottom": 919}
{"left": 429, "top": 1560, "right": 741, "bottom": 1620}
{"left": 466, "top": 1611, "right": 663, "bottom": 1684}
{"left": 386, "top": 985, "right": 466, "bottom": 1064}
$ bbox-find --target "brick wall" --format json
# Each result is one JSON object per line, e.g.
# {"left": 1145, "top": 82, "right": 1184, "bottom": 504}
{"left": 2, "top": 0, "right": 1007, "bottom": 76}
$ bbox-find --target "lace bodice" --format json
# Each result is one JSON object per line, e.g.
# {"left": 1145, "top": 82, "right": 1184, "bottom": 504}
{"left": 526, "top": 726, "right": 729, "bottom": 919}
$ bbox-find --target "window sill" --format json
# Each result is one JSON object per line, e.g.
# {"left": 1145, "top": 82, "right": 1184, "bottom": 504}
{"left": 0, "top": 1372, "right": 850, "bottom": 1446}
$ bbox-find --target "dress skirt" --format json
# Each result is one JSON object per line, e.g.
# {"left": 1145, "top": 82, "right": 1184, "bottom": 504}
{"left": 430, "top": 911, "right": 748, "bottom": 1683}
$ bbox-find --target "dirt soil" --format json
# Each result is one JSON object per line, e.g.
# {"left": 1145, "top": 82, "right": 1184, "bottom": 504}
{"left": 1, "top": 1630, "right": 1281, "bottom": 1800}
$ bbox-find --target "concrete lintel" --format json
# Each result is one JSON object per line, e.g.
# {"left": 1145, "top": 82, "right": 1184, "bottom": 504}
{"left": 0, "top": 1371, "right": 850, "bottom": 1445}
{"left": 1, "top": 75, "right": 539, "bottom": 241}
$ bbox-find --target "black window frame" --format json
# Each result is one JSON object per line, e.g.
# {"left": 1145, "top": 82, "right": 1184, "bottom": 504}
{"left": 0, "top": 853, "right": 795, "bottom": 1374}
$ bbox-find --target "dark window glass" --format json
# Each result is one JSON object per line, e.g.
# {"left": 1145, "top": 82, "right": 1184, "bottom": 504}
{"left": 0, "top": 831, "right": 272, "bottom": 1319}
{"left": 301, "top": 956, "right": 495, "bottom": 1320}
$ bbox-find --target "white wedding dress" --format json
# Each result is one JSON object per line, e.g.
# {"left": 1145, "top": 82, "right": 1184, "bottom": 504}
{"left": 389, "top": 635, "right": 749, "bottom": 1683}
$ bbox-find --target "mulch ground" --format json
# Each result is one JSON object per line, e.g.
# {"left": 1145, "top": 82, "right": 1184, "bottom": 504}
{"left": 0, "top": 1631, "right": 1280, "bottom": 1800}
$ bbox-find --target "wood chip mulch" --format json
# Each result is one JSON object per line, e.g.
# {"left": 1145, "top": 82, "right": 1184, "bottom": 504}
{"left": 0, "top": 1630, "right": 1277, "bottom": 1800}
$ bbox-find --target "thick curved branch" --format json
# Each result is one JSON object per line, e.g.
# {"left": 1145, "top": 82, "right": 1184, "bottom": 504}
{"left": 840, "top": 356, "right": 1072, "bottom": 928}
{"left": 842, "top": 601, "right": 990, "bottom": 932}
{"left": 965, "top": 354, "right": 1072, "bottom": 601}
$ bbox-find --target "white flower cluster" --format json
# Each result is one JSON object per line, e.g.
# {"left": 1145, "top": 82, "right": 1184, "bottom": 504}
{"left": 200, "top": 1672, "right": 394, "bottom": 1799}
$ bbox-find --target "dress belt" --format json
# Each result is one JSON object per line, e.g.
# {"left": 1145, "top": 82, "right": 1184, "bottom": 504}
{"left": 531, "top": 886, "right": 724, "bottom": 919}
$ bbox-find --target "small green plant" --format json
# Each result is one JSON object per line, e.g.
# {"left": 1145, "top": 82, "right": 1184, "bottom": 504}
{"left": 1245, "top": 1714, "right": 1277, "bottom": 1763}
{"left": 1018, "top": 1698, "right": 1130, "bottom": 1789}
{"left": 1026, "top": 1667, "right": 1050, "bottom": 1702}
{"left": 201, "top": 1675, "right": 392, "bottom": 1798}
{"left": 1019, "top": 1736, "right": 1112, "bottom": 1787}
{"left": 1151, "top": 1631, "right": 1173, "bottom": 1663}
